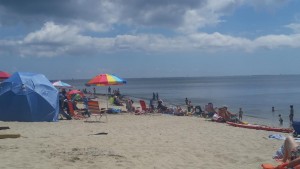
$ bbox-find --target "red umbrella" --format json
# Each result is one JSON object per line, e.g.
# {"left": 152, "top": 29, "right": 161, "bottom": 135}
{"left": 67, "top": 90, "right": 84, "bottom": 97}
{"left": 0, "top": 71, "right": 11, "bottom": 80}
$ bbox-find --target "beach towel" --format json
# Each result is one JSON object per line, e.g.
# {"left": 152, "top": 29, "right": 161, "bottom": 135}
{"left": 269, "top": 134, "right": 286, "bottom": 140}
{"left": 268, "top": 134, "right": 300, "bottom": 142}
{"left": 107, "top": 108, "right": 121, "bottom": 114}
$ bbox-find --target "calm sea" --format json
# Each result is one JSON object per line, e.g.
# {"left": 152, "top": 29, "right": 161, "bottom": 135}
{"left": 60, "top": 75, "right": 300, "bottom": 127}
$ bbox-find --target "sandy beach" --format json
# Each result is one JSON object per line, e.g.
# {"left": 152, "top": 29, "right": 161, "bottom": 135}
{"left": 0, "top": 94, "right": 289, "bottom": 169}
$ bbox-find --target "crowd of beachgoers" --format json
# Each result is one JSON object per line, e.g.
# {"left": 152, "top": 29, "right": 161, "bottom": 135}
{"left": 61, "top": 87, "right": 297, "bottom": 131}
{"left": 59, "top": 86, "right": 244, "bottom": 123}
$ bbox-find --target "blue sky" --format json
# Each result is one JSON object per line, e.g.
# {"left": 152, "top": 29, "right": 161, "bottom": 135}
{"left": 1, "top": 0, "right": 300, "bottom": 80}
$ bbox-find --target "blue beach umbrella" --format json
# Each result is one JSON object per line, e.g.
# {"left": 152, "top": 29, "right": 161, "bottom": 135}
{"left": 0, "top": 72, "right": 59, "bottom": 122}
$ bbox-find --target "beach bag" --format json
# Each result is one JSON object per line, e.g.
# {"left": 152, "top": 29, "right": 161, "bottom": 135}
{"left": 107, "top": 108, "right": 121, "bottom": 114}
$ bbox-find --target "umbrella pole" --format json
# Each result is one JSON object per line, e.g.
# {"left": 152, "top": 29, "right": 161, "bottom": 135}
{"left": 107, "top": 86, "right": 109, "bottom": 109}
{"left": 106, "top": 86, "right": 110, "bottom": 110}
{"left": 106, "top": 89, "right": 109, "bottom": 122}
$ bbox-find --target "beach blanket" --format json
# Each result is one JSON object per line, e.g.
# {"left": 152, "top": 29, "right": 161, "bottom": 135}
{"left": 268, "top": 134, "right": 300, "bottom": 142}
{"left": 268, "top": 134, "right": 286, "bottom": 140}
{"left": 107, "top": 108, "right": 121, "bottom": 114}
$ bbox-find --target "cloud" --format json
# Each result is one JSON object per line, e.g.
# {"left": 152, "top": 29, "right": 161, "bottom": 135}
{"left": 254, "top": 34, "right": 300, "bottom": 49}
{"left": 246, "top": 0, "right": 290, "bottom": 11}
{"left": 0, "top": 22, "right": 299, "bottom": 58}
{"left": 285, "top": 23, "right": 300, "bottom": 33}
{"left": 0, "top": 1, "right": 298, "bottom": 57}
{"left": 0, "top": 0, "right": 120, "bottom": 32}
{"left": 24, "top": 22, "right": 80, "bottom": 44}
{"left": 0, "top": 0, "right": 290, "bottom": 33}
{"left": 18, "top": 22, "right": 115, "bottom": 57}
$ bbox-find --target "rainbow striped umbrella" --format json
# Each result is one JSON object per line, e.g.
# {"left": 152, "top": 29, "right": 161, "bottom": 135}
{"left": 87, "top": 74, "right": 126, "bottom": 86}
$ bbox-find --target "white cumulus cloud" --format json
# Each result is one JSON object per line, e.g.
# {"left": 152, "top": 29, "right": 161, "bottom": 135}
{"left": 0, "top": 22, "right": 294, "bottom": 57}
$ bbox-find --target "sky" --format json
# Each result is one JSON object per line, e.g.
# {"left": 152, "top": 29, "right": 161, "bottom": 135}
{"left": 1, "top": 0, "right": 300, "bottom": 80}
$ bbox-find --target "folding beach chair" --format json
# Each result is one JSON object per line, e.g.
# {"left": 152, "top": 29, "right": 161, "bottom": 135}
{"left": 65, "top": 95, "right": 85, "bottom": 120}
{"left": 139, "top": 100, "right": 152, "bottom": 114}
{"left": 85, "top": 100, "right": 107, "bottom": 122}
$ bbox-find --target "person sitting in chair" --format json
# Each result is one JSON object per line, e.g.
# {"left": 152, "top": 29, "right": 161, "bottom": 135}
{"left": 113, "top": 96, "right": 123, "bottom": 106}
{"left": 203, "top": 103, "right": 217, "bottom": 118}
{"left": 58, "top": 92, "right": 72, "bottom": 120}
{"left": 174, "top": 106, "right": 186, "bottom": 116}
{"left": 81, "top": 96, "right": 90, "bottom": 117}
{"left": 194, "top": 106, "right": 203, "bottom": 116}
{"left": 274, "top": 136, "right": 300, "bottom": 168}
{"left": 217, "top": 106, "right": 239, "bottom": 122}
{"left": 157, "top": 99, "right": 167, "bottom": 113}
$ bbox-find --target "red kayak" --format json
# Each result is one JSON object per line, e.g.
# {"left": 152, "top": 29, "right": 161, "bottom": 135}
{"left": 226, "top": 122, "right": 293, "bottom": 133}
{"left": 262, "top": 162, "right": 300, "bottom": 169}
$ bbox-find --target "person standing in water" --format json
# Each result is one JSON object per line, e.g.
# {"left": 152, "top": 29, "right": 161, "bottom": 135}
{"left": 185, "top": 98, "right": 189, "bottom": 105}
{"left": 289, "top": 105, "right": 294, "bottom": 124}
{"left": 279, "top": 114, "right": 283, "bottom": 126}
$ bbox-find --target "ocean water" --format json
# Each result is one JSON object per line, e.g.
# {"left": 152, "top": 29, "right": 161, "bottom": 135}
{"left": 61, "top": 75, "right": 300, "bottom": 127}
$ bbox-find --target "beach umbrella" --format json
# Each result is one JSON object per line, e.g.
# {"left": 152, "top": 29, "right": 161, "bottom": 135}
{"left": 0, "top": 71, "right": 10, "bottom": 80}
{"left": 86, "top": 74, "right": 126, "bottom": 110}
{"left": 52, "top": 80, "right": 72, "bottom": 88}
{"left": 0, "top": 72, "right": 59, "bottom": 122}
{"left": 67, "top": 89, "right": 84, "bottom": 97}
{"left": 86, "top": 74, "right": 126, "bottom": 86}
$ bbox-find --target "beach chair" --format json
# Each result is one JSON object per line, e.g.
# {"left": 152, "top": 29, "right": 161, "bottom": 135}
{"left": 139, "top": 100, "right": 152, "bottom": 114}
{"left": 65, "top": 95, "right": 85, "bottom": 120}
{"left": 85, "top": 100, "right": 107, "bottom": 122}
{"left": 194, "top": 106, "right": 203, "bottom": 116}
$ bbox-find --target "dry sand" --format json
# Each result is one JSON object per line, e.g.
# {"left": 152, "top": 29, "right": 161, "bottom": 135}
{"left": 0, "top": 95, "right": 289, "bottom": 169}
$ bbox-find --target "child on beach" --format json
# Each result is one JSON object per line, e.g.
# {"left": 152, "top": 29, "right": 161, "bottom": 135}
{"left": 279, "top": 114, "right": 283, "bottom": 126}
{"left": 238, "top": 108, "right": 243, "bottom": 121}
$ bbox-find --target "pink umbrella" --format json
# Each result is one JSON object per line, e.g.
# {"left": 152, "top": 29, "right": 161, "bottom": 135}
{"left": 52, "top": 80, "right": 73, "bottom": 88}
